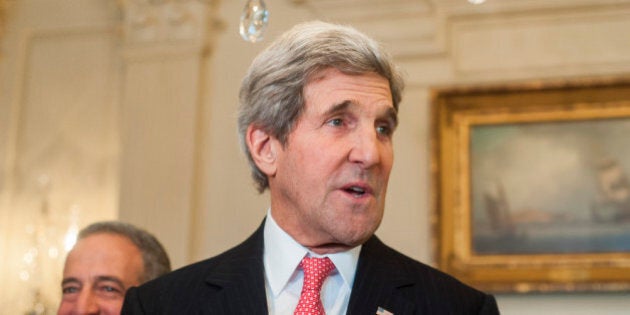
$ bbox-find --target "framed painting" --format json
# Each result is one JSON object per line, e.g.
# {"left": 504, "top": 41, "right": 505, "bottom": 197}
{"left": 431, "top": 77, "right": 630, "bottom": 293}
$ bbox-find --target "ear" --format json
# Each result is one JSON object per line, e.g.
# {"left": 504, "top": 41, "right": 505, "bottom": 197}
{"left": 246, "top": 124, "right": 279, "bottom": 177}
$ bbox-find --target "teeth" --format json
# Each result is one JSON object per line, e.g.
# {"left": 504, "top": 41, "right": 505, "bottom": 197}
{"left": 349, "top": 186, "right": 365, "bottom": 194}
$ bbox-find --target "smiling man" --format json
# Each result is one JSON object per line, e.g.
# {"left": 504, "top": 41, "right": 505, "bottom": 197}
{"left": 58, "top": 221, "right": 170, "bottom": 315}
{"left": 122, "top": 21, "right": 500, "bottom": 315}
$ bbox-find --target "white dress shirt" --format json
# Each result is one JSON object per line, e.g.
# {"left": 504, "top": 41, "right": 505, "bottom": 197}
{"left": 263, "top": 210, "right": 361, "bottom": 315}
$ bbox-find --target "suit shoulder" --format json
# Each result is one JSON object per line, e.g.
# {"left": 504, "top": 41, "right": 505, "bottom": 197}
{"left": 134, "top": 253, "right": 219, "bottom": 296}
{"left": 134, "top": 226, "right": 264, "bottom": 295}
{"left": 365, "top": 236, "right": 477, "bottom": 290}
{"left": 360, "top": 236, "right": 499, "bottom": 314}
{"left": 123, "top": 228, "right": 266, "bottom": 314}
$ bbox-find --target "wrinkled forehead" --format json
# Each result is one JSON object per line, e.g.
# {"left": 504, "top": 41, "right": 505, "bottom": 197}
{"left": 64, "top": 233, "right": 144, "bottom": 281}
{"left": 305, "top": 66, "right": 393, "bottom": 102}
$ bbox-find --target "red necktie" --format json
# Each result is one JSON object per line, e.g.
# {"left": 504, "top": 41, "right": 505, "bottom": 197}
{"left": 294, "top": 257, "right": 336, "bottom": 315}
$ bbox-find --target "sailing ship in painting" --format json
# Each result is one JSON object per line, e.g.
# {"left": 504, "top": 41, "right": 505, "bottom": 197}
{"left": 591, "top": 158, "right": 630, "bottom": 222}
{"left": 474, "top": 157, "right": 630, "bottom": 255}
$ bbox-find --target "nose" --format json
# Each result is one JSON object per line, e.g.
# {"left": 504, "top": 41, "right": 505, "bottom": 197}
{"left": 73, "top": 291, "right": 99, "bottom": 315}
{"left": 348, "top": 125, "right": 384, "bottom": 168}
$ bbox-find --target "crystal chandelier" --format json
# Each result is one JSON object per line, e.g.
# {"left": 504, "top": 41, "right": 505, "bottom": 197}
{"left": 239, "top": 0, "right": 269, "bottom": 43}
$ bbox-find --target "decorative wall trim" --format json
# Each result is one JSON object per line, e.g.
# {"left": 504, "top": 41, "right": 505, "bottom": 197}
{"left": 300, "top": 0, "right": 630, "bottom": 71}
{"left": 448, "top": 4, "right": 630, "bottom": 78}
{"left": 119, "top": 0, "right": 223, "bottom": 47}
{"left": 1, "top": 24, "right": 121, "bottom": 314}
{"left": 0, "top": 0, "right": 6, "bottom": 39}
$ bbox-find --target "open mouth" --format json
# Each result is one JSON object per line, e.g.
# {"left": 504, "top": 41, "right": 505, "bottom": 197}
{"left": 342, "top": 185, "right": 369, "bottom": 198}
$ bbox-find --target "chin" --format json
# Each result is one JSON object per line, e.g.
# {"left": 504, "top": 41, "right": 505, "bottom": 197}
{"left": 340, "top": 225, "right": 379, "bottom": 247}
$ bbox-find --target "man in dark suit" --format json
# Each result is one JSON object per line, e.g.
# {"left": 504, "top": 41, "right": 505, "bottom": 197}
{"left": 122, "top": 20, "right": 500, "bottom": 315}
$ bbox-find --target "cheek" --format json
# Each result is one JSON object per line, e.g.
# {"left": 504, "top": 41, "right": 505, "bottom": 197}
{"left": 102, "top": 300, "right": 124, "bottom": 315}
{"left": 291, "top": 143, "right": 335, "bottom": 175}
{"left": 383, "top": 145, "right": 394, "bottom": 166}
{"left": 57, "top": 303, "right": 71, "bottom": 314}
{"left": 380, "top": 152, "right": 394, "bottom": 179}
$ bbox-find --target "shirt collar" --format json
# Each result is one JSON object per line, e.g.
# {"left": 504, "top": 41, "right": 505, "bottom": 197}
{"left": 263, "top": 209, "right": 361, "bottom": 297}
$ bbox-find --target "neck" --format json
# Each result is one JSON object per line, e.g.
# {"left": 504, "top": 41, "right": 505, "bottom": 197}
{"left": 307, "top": 243, "right": 354, "bottom": 255}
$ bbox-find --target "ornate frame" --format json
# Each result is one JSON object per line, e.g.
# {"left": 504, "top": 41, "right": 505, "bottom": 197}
{"left": 431, "top": 77, "right": 630, "bottom": 293}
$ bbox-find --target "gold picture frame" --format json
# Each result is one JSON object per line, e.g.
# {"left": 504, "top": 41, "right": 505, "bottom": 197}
{"left": 431, "top": 77, "right": 630, "bottom": 293}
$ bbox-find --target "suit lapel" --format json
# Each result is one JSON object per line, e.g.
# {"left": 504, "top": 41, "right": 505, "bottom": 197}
{"left": 347, "top": 236, "right": 417, "bottom": 315}
{"left": 201, "top": 222, "right": 269, "bottom": 314}
{"left": 194, "top": 224, "right": 419, "bottom": 314}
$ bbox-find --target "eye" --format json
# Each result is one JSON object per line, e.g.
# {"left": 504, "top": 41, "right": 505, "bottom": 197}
{"left": 98, "top": 285, "right": 120, "bottom": 293}
{"left": 93, "top": 278, "right": 126, "bottom": 298}
{"left": 95, "top": 285, "right": 124, "bottom": 299}
{"left": 62, "top": 286, "right": 79, "bottom": 295}
{"left": 327, "top": 118, "right": 343, "bottom": 127}
{"left": 376, "top": 123, "right": 393, "bottom": 137}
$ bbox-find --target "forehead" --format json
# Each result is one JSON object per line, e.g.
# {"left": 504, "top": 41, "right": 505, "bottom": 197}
{"left": 63, "top": 233, "right": 143, "bottom": 281}
{"left": 304, "top": 68, "right": 392, "bottom": 106}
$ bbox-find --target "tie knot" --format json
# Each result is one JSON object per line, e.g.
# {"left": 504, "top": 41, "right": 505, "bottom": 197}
{"left": 294, "top": 257, "right": 335, "bottom": 315}
{"left": 299, "top": 257, "right": 335, "bottom": 291}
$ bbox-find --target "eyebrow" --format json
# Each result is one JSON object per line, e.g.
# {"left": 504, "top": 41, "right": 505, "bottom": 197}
{"left": 385, "top": 106, "right": 399, "bottom": 128}
{"left": 324, "top": 100, "right": 353, "bottom": 117}
{"left": 325, "top": 100, "right": 398, "bottom": 127}
{"left": 61, "top": 277, "right": 81, "bottom": 286}
{"left": 94, "top": 276, "right": 126, "bottom": 289}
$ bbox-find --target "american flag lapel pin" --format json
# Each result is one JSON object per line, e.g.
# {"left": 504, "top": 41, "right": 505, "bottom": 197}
{"left": 376, "top": 306, "right": 393, "bottom": 315}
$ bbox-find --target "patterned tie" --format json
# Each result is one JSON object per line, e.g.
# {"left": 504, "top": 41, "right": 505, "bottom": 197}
{"left": 294, "top": 257, "right": 336, "bottom": 315}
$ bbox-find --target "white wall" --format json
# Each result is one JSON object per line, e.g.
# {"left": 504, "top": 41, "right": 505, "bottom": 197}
{"left": 0, "top": 0, "right": 121, "bottom": 313}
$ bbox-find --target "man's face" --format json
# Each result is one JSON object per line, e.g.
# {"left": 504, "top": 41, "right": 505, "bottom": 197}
{"left": 57, "top": 233, "right": 144, "bottom": 315}
{"left": 269, "top": 68, "right": 396, "bottom": 254}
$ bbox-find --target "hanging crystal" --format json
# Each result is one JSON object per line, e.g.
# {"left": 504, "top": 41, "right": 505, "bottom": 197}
{"left": 239, "top": 0, "right": 269, "bottom": 43}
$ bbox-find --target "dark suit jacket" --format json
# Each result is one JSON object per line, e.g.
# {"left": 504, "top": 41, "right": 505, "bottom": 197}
{"left": 122, "top": 222, "right": 499, "bottom": 314}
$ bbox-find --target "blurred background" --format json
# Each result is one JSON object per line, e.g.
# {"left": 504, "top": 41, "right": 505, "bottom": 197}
{"left": 1, "top": 0, "right": 629, "bottom": 313}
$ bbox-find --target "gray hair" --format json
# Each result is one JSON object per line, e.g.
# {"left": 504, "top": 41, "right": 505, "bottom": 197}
{"left": 238, "top": 20, "right": 405, "bottom": 193}
{"left": 78, "top": 221, "right": 171, "bottom": 283}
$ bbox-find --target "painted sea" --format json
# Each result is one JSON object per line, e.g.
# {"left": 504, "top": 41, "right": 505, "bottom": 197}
{"left": 474, "top": 221, "right": 630, "bottom": 255}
